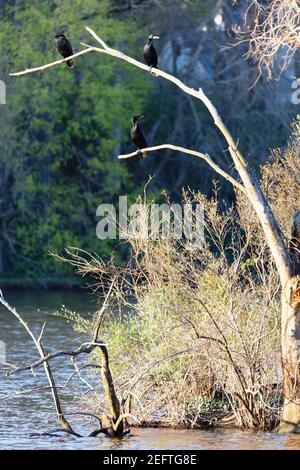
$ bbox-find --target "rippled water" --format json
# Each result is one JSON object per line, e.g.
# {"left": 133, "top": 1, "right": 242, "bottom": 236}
{"left": 1, "top": 289, "right": 300, "bottom": 450}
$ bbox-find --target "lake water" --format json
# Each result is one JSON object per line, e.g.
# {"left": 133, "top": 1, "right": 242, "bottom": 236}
{"left": 0, "top": 289, "right": 300, "bottom": 450}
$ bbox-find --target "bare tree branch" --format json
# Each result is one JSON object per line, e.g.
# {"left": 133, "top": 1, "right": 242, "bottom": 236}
{"left": 6, "top": 341, "right": 106, "bottom": 376}
{"left": 92, "top": 276, "right": 126, "bottom": 435}
{"left": 0, "top": 290, "right": 74, "bottom": 433}
{"left": 231, "top": 0, "right": 300, "bottom": 80}
{"left": 119, "top": 144, "right": 246, "bottom": 194}
{"left": 128, "top": 348, "right": 194, "bottom": 393}
{"left": 93, "top": 276, "right": 116, "bottom": 341}
{"left": 0, "top": 386, "right": 65, "bottom": 401}
{"left": 9, "top": 47, "right": 95, "bottom": 76}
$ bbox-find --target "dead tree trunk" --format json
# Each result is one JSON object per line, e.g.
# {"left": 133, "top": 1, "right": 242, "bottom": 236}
{"left": 277, "top": 213, "right": 300, "bottom": 432}
{"left": 1, "top": 281, "right": 126, "bottom": 437}
{"left": 99, "top": 345, "right": 124, "bottom": 436}
{"left": 92, "top": 277, "right": 125, "bottom": 436}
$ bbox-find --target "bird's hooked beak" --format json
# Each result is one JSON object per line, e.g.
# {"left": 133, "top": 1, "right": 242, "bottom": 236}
{"left": 148, "top": 34, "right": 160, "bottom": 41}
{"left": 131, "top": 115, "right": 145, "bottom": 125}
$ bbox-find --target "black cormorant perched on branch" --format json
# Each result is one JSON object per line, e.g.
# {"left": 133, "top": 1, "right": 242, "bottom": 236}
{"left": 131, "top": 116, "right": 147, "bottom": 160}
{"left": 143, "top": 34, "right": 159, "bottom": 74}
{"left": 55, "top": 34, "right": 74, "bottom": 68}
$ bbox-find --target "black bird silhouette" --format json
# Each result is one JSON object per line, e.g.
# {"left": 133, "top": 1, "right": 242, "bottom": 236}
{"left": 55, "top": 34, "right": 74, "bottom": 68}
{"left": 143, "top": 34, "right": 159, "bottom": 74}
{"left": 131, "top": 116, "right": 147, "bottom": 160}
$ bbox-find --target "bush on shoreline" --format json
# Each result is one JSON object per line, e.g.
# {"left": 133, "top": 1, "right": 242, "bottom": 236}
{"left": 61, "top": 128, "right": 299, "bottom": 431}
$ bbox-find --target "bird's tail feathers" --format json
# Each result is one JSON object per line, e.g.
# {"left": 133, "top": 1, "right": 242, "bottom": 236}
{"left": 138, "top": 150, "right": 147, "bottom": 160}
{"left": 66, "top": 59, "right": 74, "bottom": 68}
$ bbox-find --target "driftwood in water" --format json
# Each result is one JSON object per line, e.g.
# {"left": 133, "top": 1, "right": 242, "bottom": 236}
{"left": 0, "top": 280, "right": 127, "bottom": 438}
{"left": 0, "top": 289, "right": 76, "bottom": 435}
{"left": 92, "top": 277, "right": 127, "bottom": 436}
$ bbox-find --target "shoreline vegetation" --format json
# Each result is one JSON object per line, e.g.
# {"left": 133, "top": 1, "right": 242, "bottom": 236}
{"left": 134, "top": 413, "right": 237, "bottom": 430}
{"left": 53, "top": 129, "right": 298, "bottom": 433}
{"left": 1, "top": 132, "right": 296, "bottom": 428}
{"left": 3, "top": 146, "right": 299, "bottom": 433}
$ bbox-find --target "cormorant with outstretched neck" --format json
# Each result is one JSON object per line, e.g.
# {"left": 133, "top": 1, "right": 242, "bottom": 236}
{"left": 131, "top": 116, "right": 147, "bottom": 160}
{"left": 143, "top": 34, "right": 159, "bottom": 73}
{"left": 55, "top": 34, "right": 74, "bottom": 68}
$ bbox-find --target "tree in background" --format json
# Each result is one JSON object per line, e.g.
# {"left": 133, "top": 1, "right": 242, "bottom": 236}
{"left": 233, "top": 0, "right": 300, "bottom": 80}
{"left": 109, "top": 0, "right": 298, "bottom": 201}
{"left": 0, "top": 0, "right": 149, "bottom": 281}
{"left": 0, "top": 0, "right": 298, "bottom": 282}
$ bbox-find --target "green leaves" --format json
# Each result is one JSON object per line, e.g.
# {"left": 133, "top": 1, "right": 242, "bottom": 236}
{"left": 0, "top": 0, "right": 150, "bottom": 279}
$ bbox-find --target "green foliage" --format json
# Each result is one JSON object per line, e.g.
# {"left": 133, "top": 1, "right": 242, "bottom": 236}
{"left": 0, "top": 0, "right": 151, "bottom": 279}
{"left": 0, "top": 0, "right": 296, "bottom": 283}
{"left": 52, "top": 306, "right": 93, "bottom": 333}
{"left": 182, "top": 397, "right": 230, "bottom": 413}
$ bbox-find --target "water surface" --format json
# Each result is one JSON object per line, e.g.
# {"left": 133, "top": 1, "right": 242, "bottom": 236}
{"left": 0, "top": 289, "right": 299, "bottom": 450}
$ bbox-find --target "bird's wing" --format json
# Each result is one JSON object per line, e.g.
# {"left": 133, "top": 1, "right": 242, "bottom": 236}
{"left": 138, "top": 128, "right": 147, "bottom": 148}
{"left": 65, "top": 38, "right": 74, "bottom": 56}
{"left": 58, "top": 38, "right": 73, "bottom": 58}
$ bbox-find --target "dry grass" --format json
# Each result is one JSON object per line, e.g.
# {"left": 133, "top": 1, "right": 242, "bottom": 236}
{"left": 58, "top": 128, "right": 300, "bottom": 431}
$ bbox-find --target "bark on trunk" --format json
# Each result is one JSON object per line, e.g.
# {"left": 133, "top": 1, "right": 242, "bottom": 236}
{"left": 197, "top": 88, "right": 292, "bottom": 287}
{"left": 99, "top": 345, "right": 124, "bottom": 436}
{"left": 277, "top": 277, "right": 300, "bottom": 433}
{"left": 277, "top": 212, "right": 300, "bottom": 432}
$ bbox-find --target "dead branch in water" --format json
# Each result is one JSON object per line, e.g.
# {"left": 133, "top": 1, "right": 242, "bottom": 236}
{"left": 0, "top": 289, "right": 76, "bottom": 435}
{"left": 91, "top": 276, "right": 128, "bottom": 436}
{"left": 6, "top": 341, "right": 106, "bottom": 376}
{"left": 0, "top": 280, "right": 126, "bottom": 437}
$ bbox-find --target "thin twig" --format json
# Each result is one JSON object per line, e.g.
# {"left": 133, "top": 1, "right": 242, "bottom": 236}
{"left": 0, "top": 386, "right": 64, "bottom": 401}
{"left": 128, "top": 348, "right": 194, "bottom": 392}
{"left": 93, "top": 276, "right": 116, "bottom": 342}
